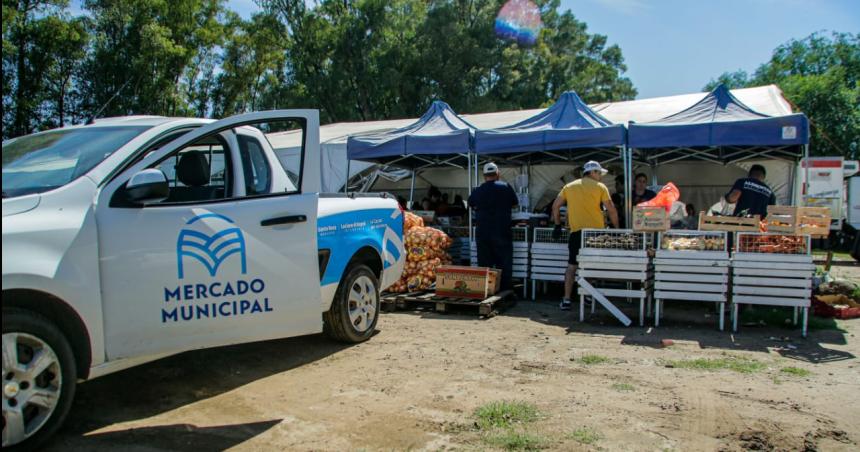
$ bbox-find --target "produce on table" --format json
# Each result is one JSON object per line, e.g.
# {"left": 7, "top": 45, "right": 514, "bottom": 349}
{"left": 387, "top": 227, "right": 453, "bottom": 293}
{"left": 584, "top": 233, "right": 644, "bottom": 250}
{"left": 737, "top": 234, "right": 807, "bottom": 255}
{"left": 660, "top": 235, "right": 725, "bottom": 251}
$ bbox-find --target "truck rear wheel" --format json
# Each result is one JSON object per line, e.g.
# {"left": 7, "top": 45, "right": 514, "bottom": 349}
{"left": 2, "top": 308, "right": 76, "bottom": 451}
{"left": 324, "top": 265, "right": 379, "bottom": 343}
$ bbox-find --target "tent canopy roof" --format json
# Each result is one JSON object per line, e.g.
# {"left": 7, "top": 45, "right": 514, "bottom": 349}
{"left": 346, "top": 100, "right": 475, "bottom": 169}
{"left": 474, "top": 91, "right": 625, "bottom": 158}
{"left": 628, "top": 84, "right": 809, "bottom": 150}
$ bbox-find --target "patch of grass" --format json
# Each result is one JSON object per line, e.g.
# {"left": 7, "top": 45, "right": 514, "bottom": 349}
{"left": 579, "top": 354, "right": 610, "bottom": 365}
{"left": 474, "top": 401, "right": 540, "bottom": 430}
{"left": 567, "top": 427, "right": 602, "bottom": 445}
{"left": 780, "top": 366, "right": 812, "bottom": 377}
{"left": 611, "top": 382, "right": 636, "bottom": 392}
{"left": 484, "top": 430, "right": 548, "bottom": 451}
{"left": 668, "top": 356, "right": 766, "bottom": 374}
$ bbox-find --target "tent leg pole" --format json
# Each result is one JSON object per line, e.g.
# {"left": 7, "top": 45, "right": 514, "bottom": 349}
{"left": 803, "top": 144, "right": 810, "bottom": 205}
{"left": 345, "top": 160, "right": 351, "bottom": 195}
{"left": 409, "top": 170, "right": 416, "bottom": 209}
{"left": 468, "top": 154, "right": 473, "bottom": 251}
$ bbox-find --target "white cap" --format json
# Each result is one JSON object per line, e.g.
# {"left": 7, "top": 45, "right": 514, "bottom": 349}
{"left": 583, "top": 160, "right": 608, "bottom": 175}
{"left": 483, "top": 162, "right": 499, "bottom": 175}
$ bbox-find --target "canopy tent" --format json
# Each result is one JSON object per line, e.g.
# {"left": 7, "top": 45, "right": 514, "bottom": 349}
{"left": 472, "top": 90, "right": 629, "bottom": 221}
{"left": 474, "top": 91, "right": 626, "bottom": 161}
{"left": 346, "top": 100, "right": 475, "bottom": 170}
{"left": 268, "top": 84, "right": 805, "bottom": 211}
{"left": 627, "top": 84, "right": 809, "bottom": 165}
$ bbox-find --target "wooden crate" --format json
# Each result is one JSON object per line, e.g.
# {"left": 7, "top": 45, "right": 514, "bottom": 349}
{"left": 632, "top": 206, "right": 670, "bottom": 232}
{"left": 698, "top": 212, "right": 760, "bottom": 232}
{"left": 766, "top": 206, "right": 831, "bottom": 237}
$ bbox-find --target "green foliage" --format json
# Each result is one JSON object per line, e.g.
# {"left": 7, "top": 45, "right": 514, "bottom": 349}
{"left": 705, "top": 32, "right": 860, "bottom": 158}
{"left": 567, "top": 427, "right": 601, "bottom": 445}
{"left": 3, "top": 0, "right": 637, "bottom": 138}
{"left": 780, "top": 366, "right": 812, "bottom": 377}
{"left": 484, "top": 430, "right": 548, "bottom": 451}
{"left": 474, "top": 400, "right": 540, "bottom": 430}
{"left": 579, "top": 354, "right": 610, "bottom": 365}
{"left": 611, "top": 382, "right": 635, "bottom": 392}
{"left": 668, "top": 356, "right": 765, "bottom": 374}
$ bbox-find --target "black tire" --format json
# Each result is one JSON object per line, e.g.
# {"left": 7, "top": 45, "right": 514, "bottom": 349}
{"left": 2, "top": 308, "right": 77, "bottom": 451}
{"left": 323, "top": 264, "right": 380, "bottom": 343}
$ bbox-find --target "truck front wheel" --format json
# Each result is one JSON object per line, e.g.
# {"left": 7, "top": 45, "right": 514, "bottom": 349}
{"left": 2, "top": 308, "right": 77, "bottom": 450}
{"left": 324, "top": 265, "right": 379, "bottom": 343}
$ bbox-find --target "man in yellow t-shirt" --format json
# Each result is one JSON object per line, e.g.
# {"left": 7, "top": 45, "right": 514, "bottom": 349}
{"left": 551, "top": 161, "right": 619, "bottom": 310}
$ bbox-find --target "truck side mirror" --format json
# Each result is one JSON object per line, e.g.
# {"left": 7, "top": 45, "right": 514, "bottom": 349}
{"left": 126, "top": 169, "right": 169, "bottom": 205}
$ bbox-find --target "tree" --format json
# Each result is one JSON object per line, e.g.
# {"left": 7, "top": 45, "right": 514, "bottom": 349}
{"left": 2, "top": 0, "right": 75, "bottom": 138}
{"left": 705, "top": 32, "right": 860, "bottom": 157}
{"left": 258, "top": 0, "right": 637, "bottom": 123}
{"left": 80, "top": 0, "right": 227, "bottom": 119}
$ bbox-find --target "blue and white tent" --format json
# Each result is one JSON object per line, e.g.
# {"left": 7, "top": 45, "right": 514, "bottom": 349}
{"left": 475, "top": 91, "right": 625, "bottom": 161}
{"left": 628, "top": 84, "right": 809, "bottom": 164}
{"left": 346, "top": 100, "right": 475, "bottom": 170}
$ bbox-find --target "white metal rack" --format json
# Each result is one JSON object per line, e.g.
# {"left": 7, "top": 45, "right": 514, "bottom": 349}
{"left": 731, "top": 233, "right": 814, "bottom": 337}
{"left": 576, "top": 229, "right": 652, "bottom": 326}
{"left": 530, "top": 227, "right": 569, "bottom": 299}
{"left": 470, "top": 227, "right": 529, "bottom": 297}
{"left": 653, "top": 231, "right": 730, "bottom": 330}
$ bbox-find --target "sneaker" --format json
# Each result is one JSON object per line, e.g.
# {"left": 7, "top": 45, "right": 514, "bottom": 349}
{"left": 559, "top": 298, "right": 572, "bottom": 310}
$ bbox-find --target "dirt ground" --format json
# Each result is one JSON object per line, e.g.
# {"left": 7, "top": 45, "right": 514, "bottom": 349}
{"left": 47, "top": 269, "right": 859, "bottom": 451}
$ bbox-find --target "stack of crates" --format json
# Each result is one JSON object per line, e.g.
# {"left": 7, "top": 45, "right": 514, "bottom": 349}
{"left": 530, "top": 227, "right": 569, "bottom": 300}
{"left": 731, "top": 233, "right": 814, "bottom": 337}
{"left": 577, "top": 229, "right": 652, "bottom": 326}
{"left": 444, "top": 226, "right": 471, "bottom": 265}
{"left": 653, "top": 231, "right": 730, "bottom": 330}
{"left": 470, "top": 227, "right": 530, "bottom": 297}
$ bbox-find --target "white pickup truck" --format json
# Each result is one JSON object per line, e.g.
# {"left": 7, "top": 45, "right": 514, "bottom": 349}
{"left": 1, "top": 110, "right": 405, "bottom": 449}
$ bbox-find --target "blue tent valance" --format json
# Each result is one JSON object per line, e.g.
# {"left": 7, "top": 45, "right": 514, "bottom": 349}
{"left": 475, "top": 91, "right": 625, "bottom": 155}
{"left": 628, "top": 84, "right": 809, "bottom": 149}
{"left": 346, "top": 101, "right": 474, "bottom": 168}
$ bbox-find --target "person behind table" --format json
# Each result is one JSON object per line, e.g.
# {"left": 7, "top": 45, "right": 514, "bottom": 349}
{"left": 632, "top": 173, "right": 657, "bottom": 205}
{"left": 436, "top": 193, "right": 451, "bottom": 216}
{"left": 726, "top": 164, "right": 775, "bottom": 217}
{"left": 683, "top": 204, "right": 697, "bottom": 229}
{"left": 427, "top": 186, "right": 442, "bottom": 211}
{"left": 551, "top": 161, "right": 620, "bottom": 311}
{"left": 468, "top": 162, "right": 519, "bottom": 291}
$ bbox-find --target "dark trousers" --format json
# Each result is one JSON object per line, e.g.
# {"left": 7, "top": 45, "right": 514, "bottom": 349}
{"left": 476, "top": 234, "right": 514, "bottom": 291}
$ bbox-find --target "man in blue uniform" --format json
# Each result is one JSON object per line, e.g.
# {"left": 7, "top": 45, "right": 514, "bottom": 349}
{"left": 726, "top": 164, "right": 775, "bottom": 217}
{"left": 468, "top": 162, "right": 519, "bottom": 291}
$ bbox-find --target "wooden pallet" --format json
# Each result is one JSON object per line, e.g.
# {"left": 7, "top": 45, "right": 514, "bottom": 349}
{"left": 380, "top": 290, "right": 515, "bottom": 317}
{"left": 698, "top": 212, "right": 760, "bottom": 232}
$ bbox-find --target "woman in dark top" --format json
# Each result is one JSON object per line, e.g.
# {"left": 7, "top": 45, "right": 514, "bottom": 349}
{"left": 632, "top": 173, "right": 657, "bottom": 205}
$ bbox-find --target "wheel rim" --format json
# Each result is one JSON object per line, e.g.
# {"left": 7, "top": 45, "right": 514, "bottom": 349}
{"left": 347, "top": 275, "right": 378, "bottom": 333}
{"left": 2, "top": 333, "right": 62, "bottom": 447}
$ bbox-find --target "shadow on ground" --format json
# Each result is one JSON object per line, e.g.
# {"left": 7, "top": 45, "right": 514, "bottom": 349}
{"left": 46, "top": 334, "right": 354, "bottom": 450}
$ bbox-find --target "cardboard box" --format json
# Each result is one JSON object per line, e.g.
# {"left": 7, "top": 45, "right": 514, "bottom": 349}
{"left": 632, "top": 206, "right": 670, "bottom": 231}
{"left": 435, "top": 265, "right": 501, "bottom": 299}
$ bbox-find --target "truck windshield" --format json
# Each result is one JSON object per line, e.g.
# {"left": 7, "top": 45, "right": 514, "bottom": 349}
{"left": 2, "top": 126, "right": 150, "bottom": 198}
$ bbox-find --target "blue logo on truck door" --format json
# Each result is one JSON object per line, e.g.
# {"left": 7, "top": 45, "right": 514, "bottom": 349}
{"left": 162, "top": 213, "right": 270, "bottom": 324}
{"left": 177, "top": 213, "right": 247, "bottom": 279}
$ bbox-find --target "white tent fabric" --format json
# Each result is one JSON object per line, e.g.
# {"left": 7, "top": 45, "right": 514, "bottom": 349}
{"left": 266, "top": 85, "right": 798, "bottom": 205}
